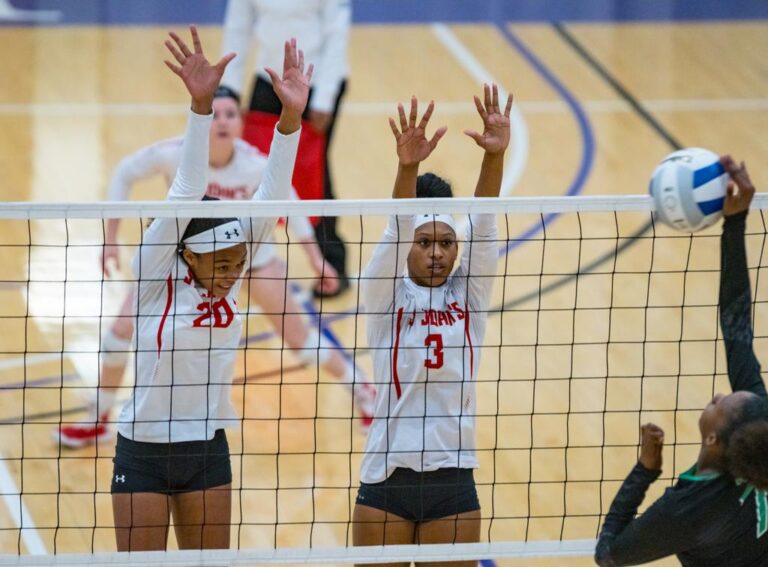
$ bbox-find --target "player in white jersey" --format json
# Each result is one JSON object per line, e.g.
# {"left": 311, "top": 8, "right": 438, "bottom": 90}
{"left": 107, "top": 28, "right": 308, "bottom": 551}
{"left": 353, "top": 85, "right": 513, "bottom": 561}
{"left": 53, "top": 83, "right": 374, "bottom": 449}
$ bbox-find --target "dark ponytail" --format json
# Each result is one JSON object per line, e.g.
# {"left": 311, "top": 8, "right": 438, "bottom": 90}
{"left": 721, "top": 395, "right": 768, "bottom": 490}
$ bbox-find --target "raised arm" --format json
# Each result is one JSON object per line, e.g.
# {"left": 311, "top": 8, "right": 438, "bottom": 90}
{"left": 593, "top": 424, "right": 682, "bottom": 566}
{"left": 361, "top": 99, "right": 445, "bottom": 312}
{"left": 132, "top": 26, "right": 234, "bottom": 279}
{"left": 719, "top": 156, "right": 766, "bottom": 397}
{"left": 455, "top": 84, "right": 512, "bottom": 307}
{"left": 464, "top": 83, "right": 513, "bottom": 199}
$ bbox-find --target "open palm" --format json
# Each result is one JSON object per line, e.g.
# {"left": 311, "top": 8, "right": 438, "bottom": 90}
{"left": 164, "top": 25, "right": 235, "bottom": 105}
{"left": 465, "top": 83, "right": 514, "bottom": 155}
{"left": 265, "top": 38, "right": 313, "bottom": 118}
{"left": 389, "top": 98, "right": 447, "bottom": 167}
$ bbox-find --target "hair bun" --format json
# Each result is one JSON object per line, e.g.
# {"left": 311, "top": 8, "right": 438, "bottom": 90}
{"left": 416, "top": 173, "right": 453, "bottom": 198}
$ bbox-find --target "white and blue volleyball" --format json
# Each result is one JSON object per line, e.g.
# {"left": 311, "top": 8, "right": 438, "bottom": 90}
{"left": 649, "top": 147, "right": 729, "bottom": 232}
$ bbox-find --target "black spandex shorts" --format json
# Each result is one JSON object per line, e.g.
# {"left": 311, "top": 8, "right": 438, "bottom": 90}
{"left": 111, "top": 429, "right": 232, "bottom": 495}
{"left": 356, "top": 467, "right": 480, "bottom": 523}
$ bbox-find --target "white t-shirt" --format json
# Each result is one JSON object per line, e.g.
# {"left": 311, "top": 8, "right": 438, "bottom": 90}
{"left": 359, "top": 214, "right": 498, "bottom": 483}
{"left": 221, "top": 0, "right": 350, "bottom": 113}
{"left": 117, "top": 111, "right": 300, "bottom": 443}
{"left": 108, "top": 136, "right": 314, "bottom": 268}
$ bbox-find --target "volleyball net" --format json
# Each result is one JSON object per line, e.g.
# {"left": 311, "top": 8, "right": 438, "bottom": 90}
{"left": 0, "top": 195, "right": 766, "bottom": 565}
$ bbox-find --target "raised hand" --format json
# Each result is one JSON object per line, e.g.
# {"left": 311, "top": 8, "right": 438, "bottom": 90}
{"left": 464, "top": 83, "right": 513, "bottom": 155}
{"left": 265, "top": 38, "right": 313, "bottom": 132}
{"left": 721, "top": 155, "right": 756, "bottom": 217}
{"left": 164, "top": 25, "right": 235, "bottom": 115}
{"left": 389, "top": 98, "right": 447, "bottom": 167}
{"left": 638, "top": 423, "right": 665, "bottom": 471}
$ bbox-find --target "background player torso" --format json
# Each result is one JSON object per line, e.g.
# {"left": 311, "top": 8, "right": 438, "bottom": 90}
{"left": 133, "top": 136, "right": 266, "bottom": 200}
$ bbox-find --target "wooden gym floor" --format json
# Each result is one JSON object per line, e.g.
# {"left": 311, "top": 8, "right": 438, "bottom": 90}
{"left": 0, "top": 14, "right": 767, "bottom": 567}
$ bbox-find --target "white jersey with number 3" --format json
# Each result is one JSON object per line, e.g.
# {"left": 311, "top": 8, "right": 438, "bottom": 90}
{"left": 360, "top": 214, "right": 498, "bottom": 483}
{"left": 117, "top": 111, "right": 299, "bottom": 443}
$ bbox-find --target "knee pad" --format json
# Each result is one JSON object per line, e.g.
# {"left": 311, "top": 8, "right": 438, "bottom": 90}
{"left": 297, "top": 333, "right": 332, "bottom": 366}
{"left": 100, "top": 329, "right": 132, "bottom": 367}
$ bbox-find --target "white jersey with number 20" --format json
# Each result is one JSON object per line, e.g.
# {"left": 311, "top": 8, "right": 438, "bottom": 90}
{"left": 117, "top": 111, "right": 299, "bottom": 443}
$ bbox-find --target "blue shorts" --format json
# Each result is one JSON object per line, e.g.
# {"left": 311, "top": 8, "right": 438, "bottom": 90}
{"left": 356, "top": 467, "right": 480, "bottom": 523}
{"left": 111, "top": 429, "right": 232, "bottom": 495}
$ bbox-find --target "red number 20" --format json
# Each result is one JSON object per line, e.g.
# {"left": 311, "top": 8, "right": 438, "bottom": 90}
{"left": 192, "top": 298, "right": 235, "bottom": 328}
{"left": 424, "top": 334, "right": 444, "bottom": 369}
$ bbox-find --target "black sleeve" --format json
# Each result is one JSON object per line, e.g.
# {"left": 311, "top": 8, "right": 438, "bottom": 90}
{"left": 720, "top": 211, "right": 766, "bottom": 398}
{"left": 595, "top": 464, "right": 700, "bottom": 566}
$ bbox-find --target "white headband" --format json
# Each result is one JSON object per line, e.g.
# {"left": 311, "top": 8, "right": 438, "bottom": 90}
{"left": 413, "top": 213, "right": 456, "bottom": 233}
{"left": 183, "top": 220, "right": 245, "bottom": 254}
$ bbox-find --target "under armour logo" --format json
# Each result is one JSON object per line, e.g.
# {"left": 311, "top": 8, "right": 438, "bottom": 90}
{"left": 115, "top": 474, "right": 126, "bottom": 483}
{"left": 224, "top": 228, "right": 240, "bottom": 239}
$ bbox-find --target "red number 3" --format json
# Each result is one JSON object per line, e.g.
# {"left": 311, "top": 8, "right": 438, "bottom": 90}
{"left": 424, "top": 334, "right": 444, "bottom": 369}
{"left": 192, "top": 298, "right": 235, "bottom": 328}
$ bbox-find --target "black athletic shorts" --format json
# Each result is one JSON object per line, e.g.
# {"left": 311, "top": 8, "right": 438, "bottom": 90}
{"left": 355, "top": 467, "right": 480, "bottom": 523}
{"left": 111, "top": 429, "right": 232, "bottom": 495}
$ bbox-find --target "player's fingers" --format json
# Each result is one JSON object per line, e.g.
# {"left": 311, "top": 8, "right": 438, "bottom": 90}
{"left": 409, "top": 96, "right": 418, "bottom": 129}
{"left": 463, "top": 129, "right": 483, "bottom": 146}
{"left": 739, "top": 161, "right": 755, "bottom": 191}
{"left": 504, "top": 93, "right": 514, "bottom": 117}
{"left": 484, "top": 83, "right": 492, "bottom": 112}
{"left": 164, "top": 59, "right": 182, "bottom": 76}
{"left": 492, "top": 83, "right": 500, "bottom": 113}
{"left": 282, "top": 39, "right": 293, "bottom": 71}
{"left": 418, "top": 100, "right": 435, "bottom": 130}
{"left": 429, "top": 126, "right": 447, "bottom": 150}
{"left": 190, "top": 25, "right": 202, "bottom": 54}
{"left": 165, "top": 40, "right": 185, "bottom": 65}
{"left": 215, "top": 52, "right": 236, "bottom": 73}
{"left": 305, "top": 62, "right": 314, "bottom": 83}
{"left": 389, "top": 117, "right": 401, "bottom": 140}
{"left": 473, "top": 95, "right": 487, "bottom": 119}
{"left": 298, "top": 49, "right": 305, "bottom": 74}
{"left": 398, "top": 103, "right": 407, "bottom": 132}
{"left": 169, "top": 31, "right": 192, "bottom": 58}
{"left": 264, "top": 67, "right": 280, "bottom": 87}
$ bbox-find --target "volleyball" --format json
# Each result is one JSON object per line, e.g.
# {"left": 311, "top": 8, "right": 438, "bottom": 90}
{"left": 649, "top": 147, "right": 729, "bottom": 232}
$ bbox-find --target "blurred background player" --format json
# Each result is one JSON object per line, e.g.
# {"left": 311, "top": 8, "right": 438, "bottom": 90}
{"left": 54, "top": 87, "right": 374, "bottom": 449}
{"left": 595, "top": 156, "right": 768, "bottom": 566}
{"left": 220, "top": 0, "right": 352, "bottom": 297}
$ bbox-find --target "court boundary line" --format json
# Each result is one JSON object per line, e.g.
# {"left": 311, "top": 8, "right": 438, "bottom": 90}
{"left": 2, "top": 97, "right": 767, "bottom": 116}
{"left": 0, "top": 451, "right": 46, "bottom": 555}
